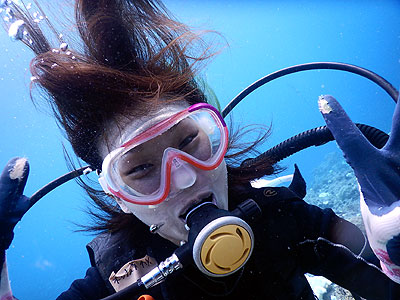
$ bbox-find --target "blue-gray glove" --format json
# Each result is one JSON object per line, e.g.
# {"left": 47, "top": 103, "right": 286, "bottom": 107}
{"left": 0, "top": 157, "right": 30, "bottom": 251}
{"left": 319, "top": 95, "right": 400, "bottom": 283}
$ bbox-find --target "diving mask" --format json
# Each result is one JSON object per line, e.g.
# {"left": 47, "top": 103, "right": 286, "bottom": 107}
{"left": 99, "top": 103, "right": 229, "bottom": 205}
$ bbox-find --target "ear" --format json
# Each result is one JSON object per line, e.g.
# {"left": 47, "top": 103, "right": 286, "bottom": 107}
{"left": 114, "top": 197, "right": 132, "bottom": 214}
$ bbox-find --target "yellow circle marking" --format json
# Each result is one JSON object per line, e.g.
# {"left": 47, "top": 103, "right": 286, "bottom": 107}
{"left": 200, "top": 224, "right": 252, "bottom": 275}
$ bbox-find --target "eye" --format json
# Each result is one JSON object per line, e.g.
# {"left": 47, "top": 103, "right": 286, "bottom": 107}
{"left": 178, "top": 132, "right": 198, "bottom": 150}
{"left": 126, "top": 163, "right": 154, "bottom": 178}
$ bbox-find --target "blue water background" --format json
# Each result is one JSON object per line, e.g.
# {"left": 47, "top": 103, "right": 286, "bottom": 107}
{"left": 0, "top": 1, "right": 399, "bottom": 298}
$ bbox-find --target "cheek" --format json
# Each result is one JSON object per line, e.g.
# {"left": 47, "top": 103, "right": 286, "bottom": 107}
{"left": 207, "top": 160, "right": 228, "bottom": 208}
{"left": 212, "top": 160, "right": 228, "bottom": 183}
{"left": 126, "top": 204, "right": 165, "bottom": 226}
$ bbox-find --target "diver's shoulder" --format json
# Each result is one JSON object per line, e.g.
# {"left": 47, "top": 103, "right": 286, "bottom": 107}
{"left": 247, "top": 185, "right": 304, "bottom": 203}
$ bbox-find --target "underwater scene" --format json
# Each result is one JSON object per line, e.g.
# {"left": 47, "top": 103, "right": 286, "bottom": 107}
{"left": 0, "top": 0, "right": 400, "bottom": 299}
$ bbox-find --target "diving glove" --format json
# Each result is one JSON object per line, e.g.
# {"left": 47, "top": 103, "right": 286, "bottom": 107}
{"left": 319, "top": 95, "right": 400, "bottom": 284}
{"left": 0, "top": 157, "right": 30, "bottom": 251}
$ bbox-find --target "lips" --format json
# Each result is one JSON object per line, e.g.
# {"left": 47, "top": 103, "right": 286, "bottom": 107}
{"left": 179, "top": 193, "right": 215, "bottom": 222}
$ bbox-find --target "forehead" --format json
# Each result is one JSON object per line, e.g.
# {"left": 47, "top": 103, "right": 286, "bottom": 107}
{"left": 123, "top": 117, "right": 199, "bottom": 154}
{"left": 99, "top": 102, "right": 190, "bottom": 158}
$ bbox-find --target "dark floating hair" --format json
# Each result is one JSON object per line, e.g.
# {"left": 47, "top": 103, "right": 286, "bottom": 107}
{"left": 4, "top": 0, "right": 277, "bottom": 233}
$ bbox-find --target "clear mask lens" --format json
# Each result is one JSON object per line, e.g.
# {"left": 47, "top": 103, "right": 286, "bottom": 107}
{"left": 112, "top": 110, "right": 225, "bottom": 197}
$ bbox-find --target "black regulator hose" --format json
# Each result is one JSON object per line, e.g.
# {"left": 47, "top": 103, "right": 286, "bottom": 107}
{"left": 221, "top": 62, "right": 396, "bottom": 167}
{"left": 242, "top": 123, "right": 389, "bottom": 167}
{"left": 28, "top": 165, "right": 94, "bottom": 208}
{"left": 221, "top": 61, "right": 398, "bottom": 118}
{"left": 26, "top": 62, "right": 397, "bottom": 204}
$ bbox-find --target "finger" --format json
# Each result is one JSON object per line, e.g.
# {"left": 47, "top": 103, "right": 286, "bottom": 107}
{"left": 0, "top": 157, "right": 29, "bottom": 203}
{"left": 383, "top": 93, "right": 400, "bottom": 151}
{"left": 318, "top": 95, "right": 374, "bottom": 165}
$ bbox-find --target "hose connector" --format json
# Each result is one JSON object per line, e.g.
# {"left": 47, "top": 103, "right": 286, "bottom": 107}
{"left": 140, "top": 253, "right": 183, "bottom": 289}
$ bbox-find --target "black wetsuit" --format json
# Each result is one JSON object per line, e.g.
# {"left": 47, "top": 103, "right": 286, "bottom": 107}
{"left": 57, "top": 184, "right": 400, "bottom": 300}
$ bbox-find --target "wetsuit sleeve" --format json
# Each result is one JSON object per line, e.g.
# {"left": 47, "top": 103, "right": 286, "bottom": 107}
{"left": 252, "top": 187, "right": 369, "bottom": 257}
{"left": 285, "top": 195, "right": 400, "bottom": 299}
{"left": 56, "top": 267, "right": 110, "bottom": 300}
{"left": 297, "top": 237, "right": 400, "bottom": 300}
{"left": 247, "top": 186, "right": 400, "bottom": 299}
{"left": 296, "top": 201, "right": 369, "bottom": 258}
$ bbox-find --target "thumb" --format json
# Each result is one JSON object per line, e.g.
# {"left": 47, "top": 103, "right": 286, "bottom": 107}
{"left": 318, "top": 95, "right": 375, "bottom": 167}
{"left": 0, "top": 158, "right": 30, "bottom": 215}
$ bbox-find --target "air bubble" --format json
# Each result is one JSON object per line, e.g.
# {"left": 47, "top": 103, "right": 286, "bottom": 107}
{"left": 60, "top": 42, "right": 68, "bottom": 51}
{"left": 4, "top": 7, "right": 14, "bottom": 20}
{"left": 8, "top": 19, "right": 25, "bottom": 41}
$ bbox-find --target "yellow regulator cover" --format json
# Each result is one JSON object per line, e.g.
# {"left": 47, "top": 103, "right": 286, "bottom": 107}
{"left": 200, "top": 224, "right": 252, "bottom": 275}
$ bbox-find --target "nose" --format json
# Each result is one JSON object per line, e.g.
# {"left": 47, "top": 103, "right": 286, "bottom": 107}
{"left": 171, "top": 158, "right": 197, "bottom": 190}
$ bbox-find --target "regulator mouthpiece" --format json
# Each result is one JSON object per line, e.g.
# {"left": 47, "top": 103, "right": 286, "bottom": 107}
{"left": 193, "top": 215, "right": 253, "bottom": 276}
{"left": 185, "top": 203, "right": 254, "bottom": 277}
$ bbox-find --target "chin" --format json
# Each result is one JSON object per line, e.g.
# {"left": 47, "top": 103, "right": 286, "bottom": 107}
{"left": 159, "top": 225, "right": 189, "bottom": 246}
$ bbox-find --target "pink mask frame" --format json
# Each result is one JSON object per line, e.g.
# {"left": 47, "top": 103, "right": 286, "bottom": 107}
{"left": 99, "top": 103, "right": 229, "bottom": 205}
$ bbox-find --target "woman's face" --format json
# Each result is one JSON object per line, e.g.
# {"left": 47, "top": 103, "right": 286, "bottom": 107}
{"left": 100, "top": 102, "right": 228, "bottom": 245}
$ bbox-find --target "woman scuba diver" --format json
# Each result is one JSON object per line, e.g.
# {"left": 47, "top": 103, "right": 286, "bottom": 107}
{"left": 1, "top": 0, "right": 400, "bottom": 299}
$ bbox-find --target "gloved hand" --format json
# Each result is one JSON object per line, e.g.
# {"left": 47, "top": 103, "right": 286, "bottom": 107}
{"left": 318, "top": 94, "right": 400, "bottom": 284}
{"left": 0, "top": 157, "right": 31, "bottom": 251}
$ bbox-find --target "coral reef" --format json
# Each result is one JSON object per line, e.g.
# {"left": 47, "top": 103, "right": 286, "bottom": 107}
{"left": 304, "top": 151, "right": 364, "bottom": 231}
